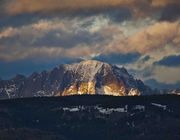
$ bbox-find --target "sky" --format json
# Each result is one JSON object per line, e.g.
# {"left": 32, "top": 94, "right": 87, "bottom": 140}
{"left": 0, "top": 0, "right": 180, "bottom": 89}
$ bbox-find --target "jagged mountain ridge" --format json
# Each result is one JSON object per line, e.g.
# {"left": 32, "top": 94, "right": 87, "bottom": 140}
{"left": 0, "top": 60, "right": 151, "bottom": 99}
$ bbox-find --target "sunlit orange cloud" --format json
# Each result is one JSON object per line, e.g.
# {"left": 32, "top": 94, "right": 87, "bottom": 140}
{"left": 151, "top": 0, "right": 180, "bottom": 7}
{"left": 102, "top": 21, "right": 180, "bottom": 54}
{"left": 4, "top": 0, "right": 180, "bottom": 16}
{"left": 128, "top": 21, "right": 180, "bottom": 53}
{"left": 0, "top": 27, "right": 18, "bottom": 39}
{"left": 4, "top": 0, "right": 132, "bottom": 15}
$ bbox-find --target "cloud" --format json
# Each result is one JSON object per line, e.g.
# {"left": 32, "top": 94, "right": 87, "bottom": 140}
{"left": 33, "top": 29, "right": 104, "bottom": 48}
{"left": 3, "top": 0, "right": 180, "bottom": 18}
{"left": 0, "top": 6, "right": 132, "bottom": 30}
{"left": 141, "top": 55, "right": 151, "bottom": 63}
{"left": 3, "top": 0, "right": 136, "bottom": 15}
{"left": 93, "top": 52, "right": 141, "bottom": 64}
{"left": 154, "top": 55, "right": 180, "bottom": 67}
{"left": 0, "top": 17, "right": 179, "bottom": 63}
{"left": 127, "top": 21, "right": 180, "bottom": 53}
{"left": 127, "top": 61, "right": 180, "bottom": 85}
{"left": 0, "top": 45, "right": 96, "bottom": 62}
{"left": 100, "top": 21, "right": 180, "bottom": 56}
{"left": 149, "top": 66, "right": 180, "bottom": 84}
{"left": 0, "top": 27, "right": 18, "bottom": 39}
{"left": 0, "top": 16, "right": 113, "bottom": 61}
{"left": 0, "top": 14, "right": 40, "bottom": 29}
{"left": 151, "top": 0, "right": 180, "bottom": 7}
{"left": 160, "top": 4, "right": 180, "bottom": 21}
{"left": 144, "top": 79, "right": 180, "bottom": 90}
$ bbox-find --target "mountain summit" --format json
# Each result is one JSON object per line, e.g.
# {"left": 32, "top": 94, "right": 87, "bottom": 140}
{"left": 0, "top": 60, "right": 151, "bottom": 99}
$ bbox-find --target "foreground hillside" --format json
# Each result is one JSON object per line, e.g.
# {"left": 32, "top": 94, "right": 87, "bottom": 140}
{"left": 0, "top": 95, "right": 180, "bottom": 140}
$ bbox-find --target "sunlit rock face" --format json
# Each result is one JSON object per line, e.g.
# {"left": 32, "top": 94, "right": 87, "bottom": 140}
{"left": 53, "top": 60, "right": 150, "bottom": 96}
{"left": 0, "top": 60, "right": 152, "bottom": 99}
{"left": 128, "top": 88, "right": 141, "bottom": 96}
{"left": 60, "top": 60, "right": 129, "bottom": 96}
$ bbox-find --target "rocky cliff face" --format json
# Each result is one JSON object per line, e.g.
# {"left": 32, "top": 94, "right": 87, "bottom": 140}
{"left": 0, "top": 60, "right": 152, "bottom": 99}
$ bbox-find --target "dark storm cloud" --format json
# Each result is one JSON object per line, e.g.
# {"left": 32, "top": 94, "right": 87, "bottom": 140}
{"left": 0, "top": 7, "right": 132, "bottom": 29}
{"left": 0, "top": 0, "right": 6, "bottom": 16}
{"left": 0, "top": 0, "right": 179, "bottom": 29}
{"left": 1, "top": 0, "right": 141, "bottom": 16}
{"left": 0, "top": 14, "right": 42, "bottom": 29}
{"left": 154, "top": 55, "right": 180, "bottom": 67}
{"left": 71, "top": 7, "right": 132, "bottom": 22}
{"left": 141, "top": 55, "right": 151, "bottom": 63}
{"left": 93, "top": 52, "right": 141, "bottom": 64}
{"left": 2, "top": 0, "right": 180, "bottom": 18}
{"left": 0, "top": 25, "right": 103, "bottom": 48}
{"left": 105, "top": 7, "right": 132, "bottom": 22}
{"left": 33, "top": 30, "right": 105, "bottom": 48}
{"left": 0, "top": 8, "right": 132, "bottom": 33}
{"left": 160, "top": 4, "right": 180, "bottom": 21}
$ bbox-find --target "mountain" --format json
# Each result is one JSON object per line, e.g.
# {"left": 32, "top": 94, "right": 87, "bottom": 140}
{"left": 0, "top": 60, "right": 152, "bottom": 99}
{"left": 165, "top": 89, "right": 180, "bottom": 95}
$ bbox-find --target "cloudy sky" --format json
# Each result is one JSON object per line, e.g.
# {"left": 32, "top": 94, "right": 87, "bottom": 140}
{"left": 0, "top": 0, "right": 180, "bottom": 89}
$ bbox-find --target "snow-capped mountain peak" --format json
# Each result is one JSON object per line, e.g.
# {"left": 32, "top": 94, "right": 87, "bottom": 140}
{"left": 0, "top": 60, "right": 152, "bottom": 99}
